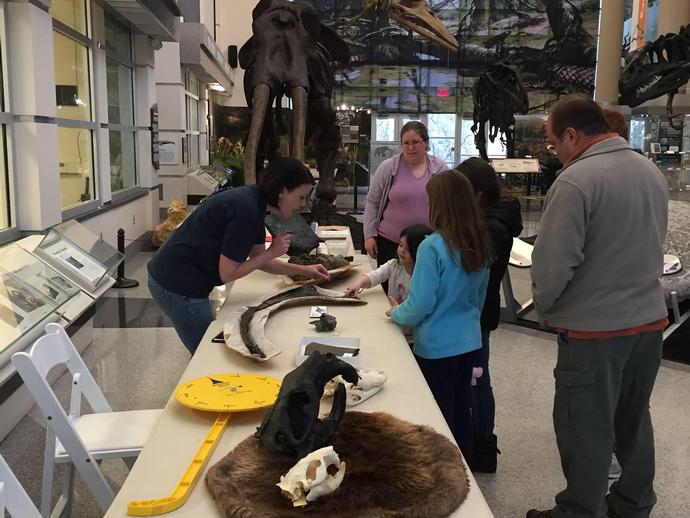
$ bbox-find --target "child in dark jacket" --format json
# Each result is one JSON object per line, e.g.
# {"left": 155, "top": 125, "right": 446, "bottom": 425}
{"left": 456, "top": 157, "right": 523, "bottom": 473}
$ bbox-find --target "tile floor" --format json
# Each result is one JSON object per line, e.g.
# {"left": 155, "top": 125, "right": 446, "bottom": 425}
{"left": 2, "top": 225, "right": 690, "bottom": 517}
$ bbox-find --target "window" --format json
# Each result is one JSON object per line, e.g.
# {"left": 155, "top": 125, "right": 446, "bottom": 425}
{"left": 459, "top": 118, "right": 479, "bottom": 162}
{"left": 0, "top": 3, "right": 10, "bottom": 231}
{"left": 105, "top": 15, "right": 136, "bottom": 193}
{"left": 370, "top": 113, "right": 506, "bottom": 171}
{"left": 375, "top": 117, "right": 396, "bottom": 142}
{"left": 51, "top": 0, "right": 87, "bottom": 35}
{"left": 185, "top": 71, "right": 201, "bottom": 169}
{"left": 427, "top": 114, "right": 456, "bottom": 169}
{"left": 53, "top": 0, "right": 96, "bottom": 209}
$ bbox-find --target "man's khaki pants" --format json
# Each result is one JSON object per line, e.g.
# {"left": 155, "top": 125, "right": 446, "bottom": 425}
{"left": 551, "top": 331, "right": 662, "bottom": 518}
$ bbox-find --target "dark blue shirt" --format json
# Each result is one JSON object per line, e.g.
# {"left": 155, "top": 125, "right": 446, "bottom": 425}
{"left": 148, "top": 186, "right": 267, "bottom": 298}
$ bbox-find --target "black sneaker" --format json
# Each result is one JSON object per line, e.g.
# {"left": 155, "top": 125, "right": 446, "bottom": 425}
{"left": 526, "top": 511, "right": 553, "bottom": 518}
{"left": 470, "top": 433, "right": 501, "bottom": 473}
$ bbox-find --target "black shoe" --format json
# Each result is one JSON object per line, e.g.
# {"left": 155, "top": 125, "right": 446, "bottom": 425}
{"left": 470, "top": 433, "right": 501, "bottom": 473}
{"left": 526, "top": 511, "right": 553, "bottom": 518}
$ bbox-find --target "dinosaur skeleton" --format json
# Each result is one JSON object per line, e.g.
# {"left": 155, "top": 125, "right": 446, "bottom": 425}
{"left": 223, "top": 285, "right": 366, "bottom": 361}
{"left": 619, "top": 25, "right": 690, "bottom": 131}
{"left": 472, "top": 63, "right": 529, "bottom": 161}
{"left": 353, "top": 0, "right": 458, "bottom": 52}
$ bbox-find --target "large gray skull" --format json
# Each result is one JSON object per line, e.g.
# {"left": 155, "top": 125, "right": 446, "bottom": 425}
{"left": 255, "top": 352, "right": 359, "bottom": 459}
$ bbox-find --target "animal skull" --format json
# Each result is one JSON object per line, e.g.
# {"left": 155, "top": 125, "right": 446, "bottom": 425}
{"left": 324, "top": 369, "right": 387, "bottom": 406}
{"left": 255, "top": 352, "right": 359, "bottom": 458}
{"left": 357, "top": 0, "right": 459, "bottom": 52}
{"left": 277, "top": 446, "right": 346, "bottom": 507}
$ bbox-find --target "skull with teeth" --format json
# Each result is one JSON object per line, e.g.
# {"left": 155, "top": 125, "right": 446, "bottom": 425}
{"left": 353, "top": 0, "right": 458, "bottom": 52}
{"left": 619, "top": 24, "right": 690, "bottom": 108}
{"left": 276, "top": 446, "right": 346, "bottom": 507}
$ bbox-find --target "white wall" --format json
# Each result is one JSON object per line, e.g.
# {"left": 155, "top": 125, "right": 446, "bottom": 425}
{"left": 199, "top": 0, "right": 215, "bottom": 34}
{"left": 81, "top": 191, "right": 157, "bottom": 250}
{"left": 215, "top": 1, "right": 254, "bottom": 107}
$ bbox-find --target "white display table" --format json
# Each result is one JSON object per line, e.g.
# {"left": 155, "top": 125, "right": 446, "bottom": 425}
{"left": 105, "top": 256, "right": 494, "bottom": 517}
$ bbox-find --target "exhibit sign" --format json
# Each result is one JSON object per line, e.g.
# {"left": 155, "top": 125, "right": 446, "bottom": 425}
{"left": 490, "top": 158, "right": 541, "bottom": 174}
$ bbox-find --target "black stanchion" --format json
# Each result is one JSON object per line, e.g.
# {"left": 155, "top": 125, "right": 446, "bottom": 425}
{"left": 113, "top": 228, "right": 140, "bottom": 288}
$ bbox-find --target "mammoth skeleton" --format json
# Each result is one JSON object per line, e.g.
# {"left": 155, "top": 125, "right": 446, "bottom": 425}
{"left": 239, "top": 0, "right": 350, "bottom": 207}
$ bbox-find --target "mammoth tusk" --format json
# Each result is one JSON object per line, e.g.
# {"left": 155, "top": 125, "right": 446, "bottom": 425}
{"left": 223, "top": 285, "right": 367, "bottom": 361}
{"left": 244, "top": 83, "right": 271, "bottom": 185}
{"left": 290, "top": 86, "right": 308, "bottom": 161}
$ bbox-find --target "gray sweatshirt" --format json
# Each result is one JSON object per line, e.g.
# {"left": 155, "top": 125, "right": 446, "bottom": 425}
{"left": 531, "top": 136, "right": 668, "bottom": 331}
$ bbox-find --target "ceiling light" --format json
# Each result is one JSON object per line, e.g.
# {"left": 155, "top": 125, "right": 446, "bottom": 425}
{"left": 208, "top": 83, "right": 225, "bottom": 92}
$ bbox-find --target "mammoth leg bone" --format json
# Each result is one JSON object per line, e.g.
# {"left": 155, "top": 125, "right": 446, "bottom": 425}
{"left": 245, "top": 83, "right": 271, "bottom": 185}
{"left": 311, "top": 96, "right": 340, "bottom": 206}
{"left": 290, "top": 86, "right": 308, "bottom": 161}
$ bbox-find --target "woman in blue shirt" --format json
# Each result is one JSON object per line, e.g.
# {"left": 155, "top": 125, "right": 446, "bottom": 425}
{"left": 148, "top": 158, "right": 328, "bottom": 354}
{"left": 390, "top": 170, "right": 491, "bottom": 462}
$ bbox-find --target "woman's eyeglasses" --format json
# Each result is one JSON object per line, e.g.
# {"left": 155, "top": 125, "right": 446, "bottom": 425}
{"left": 402, "top": 140, "right": 424, "bottom": 147}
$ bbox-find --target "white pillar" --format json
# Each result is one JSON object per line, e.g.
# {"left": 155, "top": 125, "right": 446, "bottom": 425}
{"left": 7, "top": 1, "right": 61, "bottom": 230}
{"left": 657, "top": 0, "right": 690, "bottom": 35}
{"left": 91, "top": 2, "right": 111, "bottom": 204}
{"left": 593, "top": 0, "right": 626, "bottom": 105}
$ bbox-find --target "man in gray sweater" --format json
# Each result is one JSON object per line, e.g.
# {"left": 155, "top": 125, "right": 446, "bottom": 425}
{"left": 527, "top": 95, "right": 668, "bottom": 518}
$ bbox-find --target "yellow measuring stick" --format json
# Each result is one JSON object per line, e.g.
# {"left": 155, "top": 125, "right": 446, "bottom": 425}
{"left": 126, "top": 373, "right": 281, "bottom": 516}
{"left": 127, "top": 413, "right": 230, "bottom": 516}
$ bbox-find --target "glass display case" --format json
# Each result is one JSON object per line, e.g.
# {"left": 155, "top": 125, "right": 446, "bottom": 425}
{"left": 34, "top": 220, "right": 123, "bottom": 293}
{"left": 0, "top": 244, "right": 82, "bottom": 356}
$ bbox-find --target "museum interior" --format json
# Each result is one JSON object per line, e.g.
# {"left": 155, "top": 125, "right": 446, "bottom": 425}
{"left": 0, "top": 0, "right": 689, "bottom": 517}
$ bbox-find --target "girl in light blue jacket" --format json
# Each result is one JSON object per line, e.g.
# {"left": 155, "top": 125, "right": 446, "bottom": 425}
{"left": 390, "top": 171, "right": 491, "bottom": 462}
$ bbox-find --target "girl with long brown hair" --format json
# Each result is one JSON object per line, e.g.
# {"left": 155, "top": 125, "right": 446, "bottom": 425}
{"left": 390, "top": 170, "right": 491, "bottom": 461}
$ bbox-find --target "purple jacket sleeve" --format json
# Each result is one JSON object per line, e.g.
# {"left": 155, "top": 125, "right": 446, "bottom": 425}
{"left": 363, "top": 159, "right": 393, "bottom": 240}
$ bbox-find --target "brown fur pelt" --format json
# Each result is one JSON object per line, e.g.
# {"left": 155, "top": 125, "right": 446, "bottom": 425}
{"left": 152, "top": 199, "right": 188, "bottom": 247}
{"left": 206, "top": 411, "right": 469, "bottom": 517}
{"left": 287, "top": 253, "right": 352, "bottom": 281}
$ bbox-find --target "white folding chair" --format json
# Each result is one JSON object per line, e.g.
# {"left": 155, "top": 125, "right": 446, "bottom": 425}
{"left": 0, "top": 455, "right": 42, "bottom": 518}
{"left": 12, "top": 323, "right": 162, "bottom": 517}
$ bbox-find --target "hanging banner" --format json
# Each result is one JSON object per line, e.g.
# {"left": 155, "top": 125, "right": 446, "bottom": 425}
{"left": 635, "top": 0, "right": 648, "bottom": 49}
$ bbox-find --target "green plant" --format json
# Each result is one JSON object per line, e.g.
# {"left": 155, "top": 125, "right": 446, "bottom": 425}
{"left": 212, "top": 137, "right": 245, "bottom": 186}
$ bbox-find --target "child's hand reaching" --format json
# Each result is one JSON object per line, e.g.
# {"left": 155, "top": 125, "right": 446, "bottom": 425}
{"left": 344, "top": 276, "right": 368, "bottom": 297}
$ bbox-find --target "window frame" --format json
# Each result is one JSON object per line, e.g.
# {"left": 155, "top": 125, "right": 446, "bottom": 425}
{"left": 184, "top": 70, "right": 201, "bottom": 170}
{"left": 104, "top": 14, "right": 138, "bottom": 198}
{"left": 52, "top": 3, "right": 99, "bottom": 216}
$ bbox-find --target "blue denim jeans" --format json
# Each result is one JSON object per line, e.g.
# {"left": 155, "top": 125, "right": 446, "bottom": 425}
{"left": 148, "top": 274, "right": 214, "bottom": 354}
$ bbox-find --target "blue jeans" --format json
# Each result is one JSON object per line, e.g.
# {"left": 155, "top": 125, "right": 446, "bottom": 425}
{"left": 472, "top": 330, "right": 496, "bottom": 441}
{"left": 147, "top": 275, "right": 214, "bottom": 354}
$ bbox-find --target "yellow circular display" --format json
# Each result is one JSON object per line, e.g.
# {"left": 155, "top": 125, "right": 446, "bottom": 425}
{"left": 175, "top": 373, "right": 281, "bottom": 412}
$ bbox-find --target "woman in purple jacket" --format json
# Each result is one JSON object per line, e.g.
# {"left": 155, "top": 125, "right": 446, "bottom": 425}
{"left": 363, "top": 121, "right": 446, "bottom": 292}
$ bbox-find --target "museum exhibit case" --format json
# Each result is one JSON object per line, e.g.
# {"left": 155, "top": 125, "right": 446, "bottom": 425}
{"left": 0, "top": 244, "right": 81, "bottom": 362}
{"left": 34, "top": 220, "right": 124, "bottom": 294}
